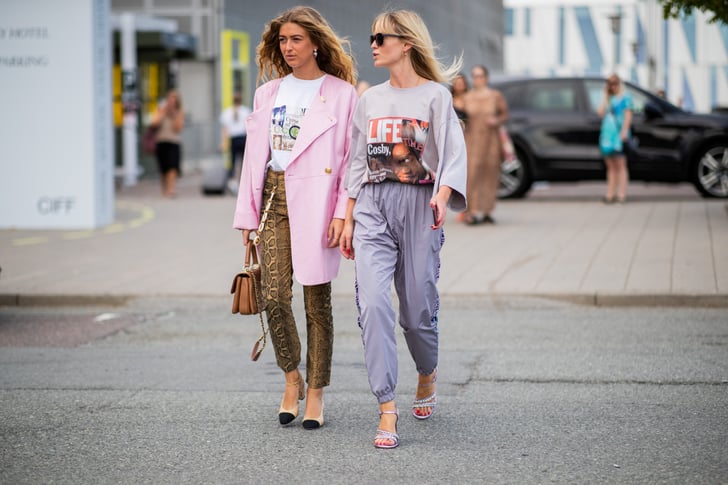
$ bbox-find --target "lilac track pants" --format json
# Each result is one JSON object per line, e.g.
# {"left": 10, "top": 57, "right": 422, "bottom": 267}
{"left": 353, "top": 182, "right": 443, "bottom": 404}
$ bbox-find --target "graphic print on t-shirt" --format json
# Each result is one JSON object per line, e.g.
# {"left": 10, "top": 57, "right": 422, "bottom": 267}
{"left": 271, "top": 105, "right": 305, "bottom": 152}
{"left": 366, "top": 117, "right": 434, "bottom": 185}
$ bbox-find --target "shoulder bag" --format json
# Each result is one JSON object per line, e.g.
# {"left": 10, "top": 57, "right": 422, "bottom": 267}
{"left": 142, "top": 125, "right": 159, "bottom": 154}
{"left": 231, "top": 241, "right": 262, "bottom": 315}
{"left": 230, "top": 184, "right": 277, "bottom": 361}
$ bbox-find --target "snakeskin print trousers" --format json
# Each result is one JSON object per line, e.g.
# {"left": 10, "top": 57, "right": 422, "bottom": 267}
{"left": 259, "top": 169, "right": 334, "bottom": 389}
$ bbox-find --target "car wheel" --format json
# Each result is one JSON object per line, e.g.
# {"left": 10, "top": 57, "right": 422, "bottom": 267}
{"left": 693, "top": 143, "right": 728, "bottom": 198}
{"left": 498, "top": 146, "right": 532, "bottom": 199}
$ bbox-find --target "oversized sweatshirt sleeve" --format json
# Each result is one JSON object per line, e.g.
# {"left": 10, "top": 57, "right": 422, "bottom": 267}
{"left": 345, "top": 96, "right": 369, "bottom": 199}
{"left": 433, "top": 92, "right": 467, "bottom": 212}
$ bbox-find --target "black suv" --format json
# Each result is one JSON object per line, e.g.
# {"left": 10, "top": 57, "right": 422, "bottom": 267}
{"left": 491, "top": 76, "right": 728, "bottom": 198}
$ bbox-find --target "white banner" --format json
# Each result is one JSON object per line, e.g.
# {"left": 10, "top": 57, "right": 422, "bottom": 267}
{"left": 0, "top": 0, "right": 113, "bottom": 229}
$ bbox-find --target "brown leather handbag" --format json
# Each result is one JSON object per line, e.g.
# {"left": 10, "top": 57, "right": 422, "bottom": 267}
{"left": 231, "top": 240, "right": 266, "bottom": 361}
{"left": 230, "top": 185, "right": 276, "bottom": 361}
{"left": 231, "top": 241, "right": 261, "bottom": 315}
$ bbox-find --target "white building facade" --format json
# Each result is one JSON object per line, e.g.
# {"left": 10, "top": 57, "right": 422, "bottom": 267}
{"left": 504, "top": 0, "right": 728, "bottom": 113}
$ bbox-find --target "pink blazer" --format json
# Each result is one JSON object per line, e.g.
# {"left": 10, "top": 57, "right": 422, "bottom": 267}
{"left": 233, "top": 75, "right": 358, "bottom": 286}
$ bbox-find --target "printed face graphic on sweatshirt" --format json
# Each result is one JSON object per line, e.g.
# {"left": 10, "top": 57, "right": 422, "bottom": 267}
{"left": 366, "top": 117, "right": 434, "bottom": 184}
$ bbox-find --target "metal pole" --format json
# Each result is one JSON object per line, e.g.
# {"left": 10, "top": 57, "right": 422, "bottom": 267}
{"left": 608, "top": 13, "right": 622, "bottom": 73}
{"left": 120, "top": 13, "right": 138, "bottom": 186}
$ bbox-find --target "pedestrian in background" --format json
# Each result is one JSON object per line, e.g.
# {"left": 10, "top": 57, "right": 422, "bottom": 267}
{"left": 598, "top": 74, "right": 633, "bottom": 203}
{"left": 451, "top": 72, "right": 470, "bottom": 223}
{"left": 219, "top": 91, "right": 251, "bottom": 192}
{"left": 356, "top": 79, "right": 371, "bottom": 96}
{"left": 151, "top": 89, "right": 185, "bottom": 198}
{"left": 462, "top": 65, "right": 509, "bottom": 225}
{"left": 450, "top": 72, "right": 469, "bottom": 124}
{"left": 340, "top": 9, "right": 467, "bottom": 449}
{"left": 233, "top": 6, "right": 358, "bottom": 430}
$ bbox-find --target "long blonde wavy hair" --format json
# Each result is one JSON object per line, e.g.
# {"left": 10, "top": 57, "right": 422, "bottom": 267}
{"left": 372, "top": 9, "right": 462, "bottom": 84}
{"left": 256, "top": 6, "right": 356, "bottom": 86}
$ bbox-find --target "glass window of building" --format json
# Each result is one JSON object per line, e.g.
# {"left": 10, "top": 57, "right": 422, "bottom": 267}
{"left": 505, "top": 8, "right": 514, "bottom": 36}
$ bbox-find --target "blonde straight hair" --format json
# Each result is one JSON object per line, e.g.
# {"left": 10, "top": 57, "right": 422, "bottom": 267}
{"left": 607, "top": 73, "right": 625, "bottom": 96}
{"left": 372, "top": 9, "right": 463, "bottom": 84}
{"left": 257, "top": 6, "right": 356, "bottom": 85}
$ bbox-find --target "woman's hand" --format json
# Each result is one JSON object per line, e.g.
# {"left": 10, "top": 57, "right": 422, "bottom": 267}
{"left": 327, "top": 218, "right": 344, "bottom": 248}
{"left": 150, "top": 107, "right": 163, "bottom": 127}
{"left": 339, "top": 218, "right": 355, "bottom": 259}
{"left": 620, "top": 110, "right": 633, "bottom": 141}
{"left": 339, "top": 198, "right": 356, "bottom": 260}
{"left": 430, "top": 185, "right": 452, "bottom": 230}
{"left": 220, "top": 127, "right": 229, "bottom": 152}
{"left": 597, "top": 94, "right": 609, "bottom": 118}
{"left": 172, "top": 109, "right": 185, "bottom": 133}
{"left": 242, "top": 229, "right": 253, "bottom": 244}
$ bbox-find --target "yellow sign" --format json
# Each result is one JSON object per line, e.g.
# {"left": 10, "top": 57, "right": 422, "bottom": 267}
{"left": 220, "top": 30, "right": 251, "bottom": 112}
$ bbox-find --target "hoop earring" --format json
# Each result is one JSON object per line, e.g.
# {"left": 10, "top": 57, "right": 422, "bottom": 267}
{"left": 314, "top": 48, "right": 318, "bottom": 58}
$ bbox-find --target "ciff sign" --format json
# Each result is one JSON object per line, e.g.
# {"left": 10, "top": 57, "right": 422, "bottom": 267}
{"left": 0, "top": 0, "right": 113, "bottom": 229}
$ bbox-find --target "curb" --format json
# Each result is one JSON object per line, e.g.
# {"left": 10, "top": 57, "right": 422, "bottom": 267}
{"left": 2, "top": 292, "right": 727, "bottom": 308}
{"left": 0, "top": 294, "right": 133, "bottom": 307}
{"left": 435, "top": 293, "right": 728, "bottom": 308}
{"left": 516, "top": 293, "right": 728, "bottom": 308}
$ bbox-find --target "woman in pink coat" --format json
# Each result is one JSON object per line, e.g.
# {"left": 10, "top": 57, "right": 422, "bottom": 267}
{"left": 233, "top": 6, "right": 358, "bottom": 430}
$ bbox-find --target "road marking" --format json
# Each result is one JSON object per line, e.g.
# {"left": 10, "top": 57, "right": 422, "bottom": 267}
{"left": 128, "top": 206, "right": 155, "bottom": 227}
{"left": 9, "top": 201, "right": 155, "bottom": 246}
{"left": 12, "top": 236, "right": 49, "bottom": 246}
{"left": 94, "top": 312, "right": 123, "bottom": 323}
{"left": 63, "top": 231, "right": 93, "bottom": 240}
{"left": 102, "top": 223, "right": 125, "bottom": 234}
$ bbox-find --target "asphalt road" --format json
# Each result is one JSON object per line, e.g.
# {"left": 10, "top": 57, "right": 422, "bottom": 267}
{"left": 1, "top": 296, "right": 727, "bottom": 484}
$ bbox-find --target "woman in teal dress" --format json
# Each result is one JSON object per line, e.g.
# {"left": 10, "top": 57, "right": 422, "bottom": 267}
{"left": 598, "top": 74, "right": 633, "bottom": 203}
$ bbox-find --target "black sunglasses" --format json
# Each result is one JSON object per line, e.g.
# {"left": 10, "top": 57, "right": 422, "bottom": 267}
{"left": 370, "top": 33, "right": 403, "bottom": 47}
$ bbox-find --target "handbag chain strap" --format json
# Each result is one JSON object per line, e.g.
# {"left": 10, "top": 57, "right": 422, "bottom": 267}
{"left": 253, "top": 185, "right": 277, "bottom": 246}
{"left": 250, "top": 183, "right": 277, "bottom": 360}
{"left": 250, "top": 266, "right": 266, "bottom": 359}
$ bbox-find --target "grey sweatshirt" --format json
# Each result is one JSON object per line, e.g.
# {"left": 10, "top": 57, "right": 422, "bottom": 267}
{"left": 346, "top": 80, "right": 467, "bottom": 212}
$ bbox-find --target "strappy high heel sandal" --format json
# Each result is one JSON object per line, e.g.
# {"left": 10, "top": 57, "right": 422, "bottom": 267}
{"left": 374, "top": 409, "right": 399, "bottom": 449}
{"left": 278, "top": 375, "right": 304, "bottom": 425}
{"left": 412, "top": 369, "right": 437, "bottom": 420}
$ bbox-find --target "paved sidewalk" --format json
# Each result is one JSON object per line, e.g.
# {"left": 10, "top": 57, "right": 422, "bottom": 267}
{"left": 1, "top": 174, "right": 727, "bottom": 306}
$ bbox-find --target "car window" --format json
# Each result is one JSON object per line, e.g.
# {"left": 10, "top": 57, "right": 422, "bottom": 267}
{"left": 622, "top": 86, "right": 648, "bottom": 115}
{"left": 525, "top": 83, "right": 576, "bottom": 112}
{"left": 499, "top": 83, "right": 528, "bottom": 110}
{"left": 585, "top": 80, "right": 647, "bottom": 115}
{"left": 585, "top": 81, "right": 605, "bottom": 114}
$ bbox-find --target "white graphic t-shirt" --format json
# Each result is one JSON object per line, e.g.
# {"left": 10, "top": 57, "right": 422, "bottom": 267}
{"left": 269, "top": 74, "right": 325, "bottom": 171}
